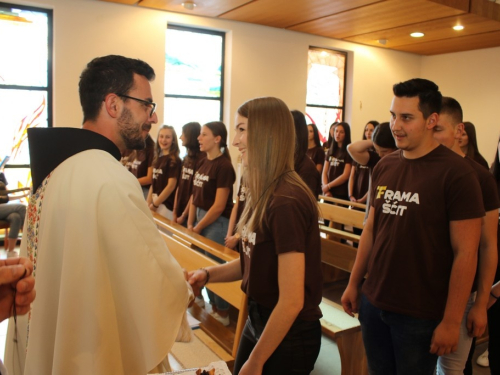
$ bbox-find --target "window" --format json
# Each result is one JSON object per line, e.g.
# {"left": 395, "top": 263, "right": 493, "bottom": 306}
{"left": 306, "top": 47, "right": 346, "bottom": 143}
{"left": 165, "top": 25, "right": 224, "bottom": 154}
{"left": 0, "top": 2, "right": 52, "bottom": 189}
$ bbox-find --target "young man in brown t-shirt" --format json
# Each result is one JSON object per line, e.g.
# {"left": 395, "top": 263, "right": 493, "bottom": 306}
{"left": 342, "top": 79, "right": 484, "bottom": 375}
{"left": 433, "top": 97, "right": 499, "bottom": 374}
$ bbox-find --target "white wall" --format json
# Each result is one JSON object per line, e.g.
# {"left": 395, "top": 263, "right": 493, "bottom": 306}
{"left": 422, "top": 47, "right": 500, "bottom": 164}
{"left": 9, "top": 0, "right": 422, "bottom": 144}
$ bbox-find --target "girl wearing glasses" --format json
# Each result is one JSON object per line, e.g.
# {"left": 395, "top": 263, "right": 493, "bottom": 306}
{"left": 147, "top": 125, "right": 181, "bottom": 220}
{"left": 189, "top": 97, "right": 322, "bottom": 375}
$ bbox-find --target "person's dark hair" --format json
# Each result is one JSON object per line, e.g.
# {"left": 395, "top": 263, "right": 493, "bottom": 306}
{"left": 182, "top": 122, "right": 201, "bottom": 168}
{"left": 393, "top": 78, "right": 442, "bottom": 119}
{"left": 327, "top": 122, "right": 351, "bottom": 158}
{"left": 463, "top": 122, "right": 487, "bottom": 167}
{"left": 204, "top": 121, "right": 231, "bottom": 162}
{"left": 324, "top": 122, "right": 338, "bottom": 149}
{"left": 291, "top": 110, "right": 308, "bottom": 169}
{"left": 79, "top": 55, "right": 156, "bottom": 123}
{"left": 440, "top": 97, "right": 463, "bottom": 124}
{"left": 372, "top": 122, "right": 396, "bottom": 149}
{"left": 362, "top": 120, "right": 379, "bottom": 140}
{"left": 308, "top": 123, "right": 321, "bottom": 148}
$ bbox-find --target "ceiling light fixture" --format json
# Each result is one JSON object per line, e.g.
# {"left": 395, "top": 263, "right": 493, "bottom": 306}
{"left": 378, "top": 39, "right": 388, "bottom": 45}
{"left": 453, "top": 25, "right": 464, "bottom": 31}
{"left": 182, "top": 1, "right": 196, "bottom": 10}
{"left": 410, "top": 32, "right": 424, "bottom": 38}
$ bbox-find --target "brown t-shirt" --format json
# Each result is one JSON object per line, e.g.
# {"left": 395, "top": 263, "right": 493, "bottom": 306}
{"left": 236, "top": 178, "right": 247, "bottom": 223}
{"left": 306, "top": 145, "right": 325, "bottom": 168}
{"left": 352, "top": 161, "right": 371, "bottom": 200}
{"left": 152, "top": 154, "right": 181, "bottom": 211}
{"left": 129, "top": 136, "right": 155, "bottom": 182}
{"left": 363, "top": 145, "right": 485, "bottom": 320}
{"left": 326, "top": 148, "right": 352, "bottom": 199}
{"left": 239, "top": 180, "right": 323, "bottom": 321}
{"left": 174, "top": 152, "right": 206, "bottom": 217}
{"left": 465, "top": 156, "right": 500, "bottom": 292}
{"left": 296, "top": 155, "right": 321, "bottom": 197}
{"left": 192, "top": 156, "right": 235, "bottom": 218}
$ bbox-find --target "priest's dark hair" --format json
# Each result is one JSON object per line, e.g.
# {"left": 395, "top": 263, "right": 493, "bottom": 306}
{"left": 79, "top": 55, "right": 156, "bottom": 122}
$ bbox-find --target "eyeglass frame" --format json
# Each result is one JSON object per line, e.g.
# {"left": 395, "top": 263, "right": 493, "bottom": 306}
{"left": 116, "top": 93, "right": 157, "bottom": 117}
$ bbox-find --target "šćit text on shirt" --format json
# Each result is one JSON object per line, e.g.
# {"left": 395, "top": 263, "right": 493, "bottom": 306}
{"left": 241, "top": 225, "right": 256, "bottom": 258}
{"left": 375, "top": 186, "right": 420, "bottom": 217}
{"left": 181, "top": 167, "right": 194, "bottom": 180}
{"left": 193, "top": 172, "right": 209, "bottom": 187}
{"left": 153, "top": 168, "right": 163, "bottom": 180}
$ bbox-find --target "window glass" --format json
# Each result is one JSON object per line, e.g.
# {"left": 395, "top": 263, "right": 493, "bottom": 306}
{"left": 0, "top": 3, "right": 52, "bottom": 190}
{"left": 306, "top": 47, "right": 346, "bottom": 143}
{"left": 165, "top": 25, "right": 225, "bottom": 156}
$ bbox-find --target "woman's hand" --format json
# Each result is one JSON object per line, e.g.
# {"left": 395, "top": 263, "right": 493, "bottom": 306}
{"left": 225, "top": 235, "right": 239, "bottom": 249}
{"left": 187, "top": 269, "right": 208, "bottom": 297}
{"left": 238, "top": 358, "right": 263, "bottom": 375}
{"left": 321, "top": 183, "right": 330, "bottom": 194}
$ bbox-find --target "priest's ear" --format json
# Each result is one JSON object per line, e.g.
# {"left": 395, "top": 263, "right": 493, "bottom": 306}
{"left": 103, "top": 93, "right": 122, "bottom": 119}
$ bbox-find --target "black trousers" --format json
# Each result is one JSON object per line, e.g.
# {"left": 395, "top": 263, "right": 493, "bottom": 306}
{"left": 233, "top": 300, "right": 322, "bottom": 375}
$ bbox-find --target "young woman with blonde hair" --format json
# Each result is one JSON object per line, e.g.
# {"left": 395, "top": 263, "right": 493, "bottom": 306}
{"left": 147, "top": 125, "right": 181, "bottom": 220}
{"left": 189, "top": 97, "right": 322, "bottom": 375}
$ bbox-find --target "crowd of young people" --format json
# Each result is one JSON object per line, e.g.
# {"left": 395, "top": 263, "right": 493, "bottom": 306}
{"left": 115, "top": 77, "right": 500, "bottom": 375}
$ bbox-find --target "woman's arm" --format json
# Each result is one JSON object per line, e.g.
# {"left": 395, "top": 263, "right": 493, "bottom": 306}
{"left": 347, "top": 140, "right": 373, "bottom": 165}
{"left": 315, "top": 163, "right": 323, "bottom": 174}
{"left": 137, "top": 166, "right": 153, "bottom": 186}
{"left": 193, "top": 187, "right": 230, "bottom": 234}
{"left": 328, "top": 163, "right": 352, "bottom": 189}
{"left": 172, "top": 188, "right": 180, "bottom": 222}
{"left": 177, "top": 195, "right": 192, "bottom": 225}
{"left": 238, "top": 252, "right": 305, "bottom": 375}
{"left": 187, "top": 195, "right": 196, "bottom": 230}
{"left": 348, "top": 166, "right": 356, "bottom": 202}
{"left": 188, "top": 259, "right": 242, "bottom": 297}
{"left": 321, "top": 160, "right": 331, "bottom": 196}
{"left": 225, "top": 198, "right": 240, "bottom": 249}
{"left": 146, "top": 186, "right": 153, "bottom": 206}
{"left": 150, "top": 177, "right": 177, "bottom": 211}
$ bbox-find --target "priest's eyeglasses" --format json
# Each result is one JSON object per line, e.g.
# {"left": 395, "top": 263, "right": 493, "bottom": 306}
{"left": 117, "top": 94, "right": 156, "bottom": 117}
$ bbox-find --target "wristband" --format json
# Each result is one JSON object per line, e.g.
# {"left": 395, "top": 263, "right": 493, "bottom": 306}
{"left": 491, "top": 291, "right": 499, "bottom": 300}
{"left": 200, "top": 268, "right": 210, "bottom": 285}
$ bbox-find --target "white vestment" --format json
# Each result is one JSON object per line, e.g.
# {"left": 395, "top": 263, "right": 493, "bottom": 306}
{"left": 9, "top": 148, "right": 190, "bottom": 375}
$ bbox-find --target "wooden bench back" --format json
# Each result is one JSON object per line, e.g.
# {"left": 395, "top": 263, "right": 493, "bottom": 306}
{"left": 318, "top": 197, "right": 366, "bottom": 230}
{"left": 153, "top": 214, "right": 247, "bottom": 359}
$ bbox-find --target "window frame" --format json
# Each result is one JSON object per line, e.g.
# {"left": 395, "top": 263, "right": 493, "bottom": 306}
{"left": 0, "top": 1, "right": 53, "bottom": 170}
{"left": 165, "top": 24, "right": 225, "bottom": 122}
{"left": 306, "top": 46, "right": 347, "bottom": 123}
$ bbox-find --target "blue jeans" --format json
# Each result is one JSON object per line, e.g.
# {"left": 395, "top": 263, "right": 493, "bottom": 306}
{"left": 359, "top": 295, "right": 439, "bottom": 375}
{"left": 195, "top": 208, "right": 230, "bottom": 312}
{"left": 233, "top": 299, "right": 321, "bottom": 375}
{"left": 0, "top": 203, "right": 26, "bottom": 239}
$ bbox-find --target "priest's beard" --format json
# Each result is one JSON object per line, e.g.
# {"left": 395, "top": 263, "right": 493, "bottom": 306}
{"left": 118, "top": 107, "right": 147, "bottom": 150}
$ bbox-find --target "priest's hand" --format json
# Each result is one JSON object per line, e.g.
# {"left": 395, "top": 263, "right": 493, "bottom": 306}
{"left": 0, "top": 257, "right": 36, "bottom": 322}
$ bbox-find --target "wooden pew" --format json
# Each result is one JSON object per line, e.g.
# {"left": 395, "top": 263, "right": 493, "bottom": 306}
{"left": 153, "top": 214, "right": 248, "bottom": 368}
{"left": 317, "top": 196, "right": 369, "bottom": 375}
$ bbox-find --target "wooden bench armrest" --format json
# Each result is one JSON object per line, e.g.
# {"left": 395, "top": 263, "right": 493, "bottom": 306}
{"left": 319, "top": 225, "right": 360, "bottom": 243}
{"left": 318, "top": 202, "right": 365, "bottom": 230}
{"left": 154, "top": 213, "right": 239, "bottom": 262}
{"left": 319, "top": 195, "right": 366, "bottom": 210}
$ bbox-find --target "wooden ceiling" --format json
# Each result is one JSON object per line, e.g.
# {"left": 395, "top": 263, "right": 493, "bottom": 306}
{"left": 100, "top": 0, "right": 500, "bottom": 55}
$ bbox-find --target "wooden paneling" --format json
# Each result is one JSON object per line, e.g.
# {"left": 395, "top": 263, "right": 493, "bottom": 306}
{"left": 470, "top": 0, "right": 500, "bottom": 21}
{"left": 219, "top": 0, "right": 381, "bottom": 28}
{"left": 98, "top": 0, "right": 500, "bottom": 55}
{"left": 345, "top": 14, "right": 500, "bottom": 48}
{"left": 428, "top": 0, "right": 470, "bottom": 12}
{"left": 288, "top": 0, "right": 465, "bottom": 39}
{"left": 396, "top": 30, "right": 500, "bottom": 55}
{"left": 138, "top": 0, "right": 251, "bottom": 18}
